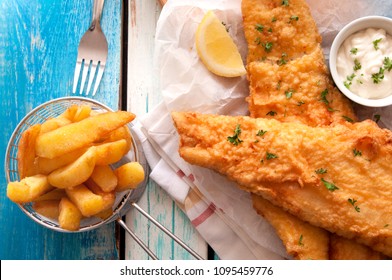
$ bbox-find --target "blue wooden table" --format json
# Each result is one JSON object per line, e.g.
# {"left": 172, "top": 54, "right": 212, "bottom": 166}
{"left": 0, "top": 0, "right": 122, "bottom": 260}
{"left": 0, "top": 0, "right": 208, "bottom": 260}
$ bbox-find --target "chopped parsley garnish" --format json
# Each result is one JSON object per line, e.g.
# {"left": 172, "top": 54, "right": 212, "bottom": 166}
{"left": 272, "top": 17, "right": 277, "bottom": 22}
{"left": 276, "top": 81, "right": 282, "bottom": 90}
{"left": 353, "top": 59, "right": 361, "bottom": 71}
{"left": 374, "top": 114, "right": 381, "bottom": 123}
{"left": 268, "top": 27, "right": 273, "bottom": 33}
{"left": 384, "top": 57, "right": 392, "bottom": 71}
{"left": 227, "top": 124, "right": 243, "bottom": 146}
{"left": 289, "top": 15, "right": 299, "bottom": 23}
{"left": 254, "top": 37, "right": 261, "bottom": 45}
{"left": 298, "top": 234, "right": 304, "bottom": 246}
{"left": 315, "top": 168, "right": 327, "bottom": 174}
{"left": 342, "top": 115, "right": 354, "bottom": 123}
{"left": 348, "top": 198, "right": 360, "bottom": 212}
{"left": 262, "top": 41, "right": 273, "bottom": 52}
{"left": 371, "top": 67, "right": 385, "bottom": 84}
{"left": 282, "top": 0, "right": 289, "bottom": 6}
{"left": 350, "top": 47, "right": 358, "bottom": 55}
{"left": 321, "top": 178, "right": 339, "bottom": 192}
{"left": 277, "top": 53, "right": 288, "bottom": 66}
{"left": 266, "top": 152, "right": 278, "bottom": 160}
{"left": 266, "top": 111, "right": 277, "bottom": 116}
{"left": 285, "top": 88, "right": 295, "bottom": 99}
{"left": 344, "top": 73, "right": 356, "bottom": 89}
{"left": 255, "top": 24, "right": 264, "bottom": 32}
{"left": 373, "top": 38, "right": 382, "bottom": 50}
{"left": 320, "top": 89, "right": 329, "bottom": 105}
{"left": 353, "top": 148, "right": 362, "bottom": 157}
{"left": 297, "top": 100, "right": 305, "bottom": 106}
{"left": 256, "top": 130, "right": 267, "bottom": 136}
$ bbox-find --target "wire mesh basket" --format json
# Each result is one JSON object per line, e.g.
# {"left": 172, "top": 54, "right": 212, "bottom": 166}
{"left": 5, "top": 96, "right": 147, "bottom": 232}
{"left": 4, "top": 96, "right": 202, "bottom": 259}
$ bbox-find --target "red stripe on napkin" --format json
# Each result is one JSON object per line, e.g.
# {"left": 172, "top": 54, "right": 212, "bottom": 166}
{"left": 191, "top": 203, "right": 216, "bottom": 227}
{"left": 176, "top": 170, "right": 185, "bottom": 178}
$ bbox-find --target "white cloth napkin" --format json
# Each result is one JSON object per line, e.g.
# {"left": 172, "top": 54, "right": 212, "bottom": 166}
{"left": 135, "top": 0, "right": 392, "bottom": 260}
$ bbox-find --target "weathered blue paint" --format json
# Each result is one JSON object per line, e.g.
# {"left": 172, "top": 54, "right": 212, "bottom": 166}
{"left": 0, "top": 0, "right": 122, "bottom": 259}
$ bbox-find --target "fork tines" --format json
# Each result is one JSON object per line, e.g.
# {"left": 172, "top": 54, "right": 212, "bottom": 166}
{"left": 72, "top": 58, "right": 105, "bottom": 96}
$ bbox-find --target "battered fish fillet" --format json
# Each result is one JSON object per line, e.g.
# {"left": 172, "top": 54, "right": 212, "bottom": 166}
{"left": 171, "top": 111, "right": 392, "bottom": 257}
{"left": 329, "top": 234, "right": 387, "bottom": 260}
{"left": 252, "top": 194, "right": 329, "bottom": 260}
{"left": 242, "top": 0, "right": 361, "bottom": 259}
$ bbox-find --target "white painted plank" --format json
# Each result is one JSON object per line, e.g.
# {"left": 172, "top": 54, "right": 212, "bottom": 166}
{"left": 125, "top": 0, "right": 208, "bottom": 260}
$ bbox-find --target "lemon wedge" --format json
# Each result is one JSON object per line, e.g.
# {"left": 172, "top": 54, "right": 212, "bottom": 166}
{"left": 196, "top": 11, "right": 246, "bottom": 77}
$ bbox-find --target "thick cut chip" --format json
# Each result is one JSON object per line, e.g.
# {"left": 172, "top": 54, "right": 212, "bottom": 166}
{"left": 47, "top": 147, "right": 96, "bottom": 189}
{"left": 39, "top": 117, "right": 71, "bottom": 134}
{"left": 90, "top": 165, "right": 118, "bottom": 192}
{"left": 35, "top": 111, "right": 135, "bottom": 159}
{"left": 37, "top": 147, "right": 87, "bottom": 175}
{"left": 17, "top": 124, "right": 41, "bottom": 179}
{"left": 58, "top": 197, "right": 82, "bottom": 231}
{"left": 65, "top": 184, "right": 105, "bottom": 217}
{"left": 94, "top": 139, "right": 129, "bottom": 166}
{"left": 7, "top": 174, "right": 53, "bottom": 203}
{"left": 86, "top": 179, "right": 115, "bottom": 213}
{"left": 32, "top": 200, "right": 60, "bottom": 220}
{"left": 33, "top": 188, "right": 66, "bottom": 201}
{"left": 114, "top": 162, "right": 145, "bottom": 192}
{"left": 72, "top": 105, "right": 92, "bottom": 122}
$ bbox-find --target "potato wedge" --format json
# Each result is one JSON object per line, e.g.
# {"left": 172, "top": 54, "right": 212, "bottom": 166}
{"left": 85, "top": 178, "right": 115, "bottom": 212}
{"left": 90, "top": 165, "right": 118, "bottom": 192}
{"left": 59, "top": 197, "right": 82, "bottom": 231}
{"left": 72, "top": 105, "right": 92, "bottom": 122}
{"left": 94, "top": 139, "right": 129, "bottom": 166}
{"left": 94, "top": 208, "right": 113, "bottom": 220}
{"left": 33, "top": 188, "right": 66, "bottom": 201}
{"left": 37, "top": 147, "right": 87, "bottom": 175}
{"left": 35, "top": 111, "right": 135, "bottom": 159}
{"left": 59, "top": 104, "right": 79, "bottom": 121}
{"left": 32, "top": 200, "right": 60, "bottom": 220}
{"left": 65, "top": 184, "right": 104, "bottom": 217}
{"left": 114, "top": 162, "right": 145, "bottom": 192}
{"left": 39, "top": 117, "right": 71, "bottom": 134}
{"left": 48, "top": 147, "right": 96, "bottom": 189}
{"left": 7, "top": 174, "right": 53, "bottom": 203}
{"left": 102, "top": 125, "right": 133, "bottom": 151}
{"left": 17, "top": 124, "right": 41, "bottom": 179}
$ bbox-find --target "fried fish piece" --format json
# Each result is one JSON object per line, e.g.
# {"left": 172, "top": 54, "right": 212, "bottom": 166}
{"left": 242, "top": 0, "right": 321, "bottom": 64}
{"left": 171, "top": 111, "right": 392, "bottom": 257}
{"left": 252, "top": 194, "right": 329, "bottom": 260}
{"left": 242, "top": 0, "right": 361, "bottom": 259}
{"left": 329, "top": 234, "right": 388, "bottom": 260}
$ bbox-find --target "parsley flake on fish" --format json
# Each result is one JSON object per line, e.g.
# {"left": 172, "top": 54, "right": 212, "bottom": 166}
{"left": 321, "top": 178, "right": 339, "bottom": 192}
{"left": 227, "top": 124, "right": 243, "bottom": 146}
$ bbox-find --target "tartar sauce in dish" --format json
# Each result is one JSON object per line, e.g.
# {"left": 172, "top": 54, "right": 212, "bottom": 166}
{"left": 337, "top": 28, "right": 392, "bottom": 99}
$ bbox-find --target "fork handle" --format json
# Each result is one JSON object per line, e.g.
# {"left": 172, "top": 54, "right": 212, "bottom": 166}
{"left": 90, "top": 0, "right": 105, "bottom": 30}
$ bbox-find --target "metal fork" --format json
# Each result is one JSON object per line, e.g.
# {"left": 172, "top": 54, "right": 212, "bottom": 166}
{"left": 72, "top": 0, "right": 108, "bottom": 96}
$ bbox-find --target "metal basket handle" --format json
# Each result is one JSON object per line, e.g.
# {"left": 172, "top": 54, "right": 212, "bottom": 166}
{"left": 117, "top": 202, "right": 204, "bottom": 260}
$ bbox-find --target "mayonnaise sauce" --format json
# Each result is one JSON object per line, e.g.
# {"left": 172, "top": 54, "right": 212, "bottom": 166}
{"left": 337, "top": 28, "right": 392, "bottom": 99}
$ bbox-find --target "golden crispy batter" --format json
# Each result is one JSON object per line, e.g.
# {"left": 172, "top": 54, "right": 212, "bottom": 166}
{"left": 252, "top": 194, "right": 329, "bottom": 260}
{"left": 247, "top": 47, "right": 357, "bottom": 125}
{"left": 242, "top": 0, "right": 365, "bottom": 260}
{"left": 329, "top": 234, "right": 388, "bottom": 260}
{"left": 242, "top": 0, "right": 321, "bottom": 64}
{"left": 172, "top": 111, "right": 392, "bottom": 257}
